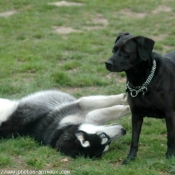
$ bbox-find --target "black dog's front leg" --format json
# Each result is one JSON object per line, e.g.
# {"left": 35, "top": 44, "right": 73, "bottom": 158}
{"left": 122, "top": 114, "right": 143, "bottom": 164}
{"left": 165, "top": 112, "right": 175, "bottom": 158}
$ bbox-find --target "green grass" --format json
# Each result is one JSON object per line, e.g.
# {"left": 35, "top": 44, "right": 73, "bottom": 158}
{"left": 0, "top": 0, "right": 175, "bottom": 174}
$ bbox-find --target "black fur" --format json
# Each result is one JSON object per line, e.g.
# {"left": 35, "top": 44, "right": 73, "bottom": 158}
{"left": 106, "top": 32, "right": 175, "bottom": 163}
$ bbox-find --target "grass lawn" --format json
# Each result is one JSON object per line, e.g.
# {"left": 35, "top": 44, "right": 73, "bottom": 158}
{"left": 1, "top": 0, "right": 175, "bottom": 174}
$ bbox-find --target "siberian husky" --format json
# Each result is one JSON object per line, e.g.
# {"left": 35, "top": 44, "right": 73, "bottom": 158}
{"left": 0, "top": 90, "right": 130, "bottom": 158}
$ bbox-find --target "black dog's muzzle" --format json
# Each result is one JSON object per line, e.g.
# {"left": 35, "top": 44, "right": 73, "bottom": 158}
{"left": 105, "top": 60, "right": 114, "bottom": 72}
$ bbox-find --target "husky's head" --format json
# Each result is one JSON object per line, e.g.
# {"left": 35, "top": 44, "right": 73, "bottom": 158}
{"left": 51, "top": 123, "right": 126, "bottom": 158}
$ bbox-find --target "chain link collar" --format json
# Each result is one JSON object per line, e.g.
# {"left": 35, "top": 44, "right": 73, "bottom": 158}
{"left": 126, "top": 60, "right": 156, "bottom": 97}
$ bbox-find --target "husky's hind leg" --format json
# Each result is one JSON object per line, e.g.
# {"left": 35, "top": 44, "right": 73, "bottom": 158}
{"left": 78, "top": 94, "right": 128, "bottom": 112}
{"left": 85, "top": 105, "right": 130, "bottom": 125}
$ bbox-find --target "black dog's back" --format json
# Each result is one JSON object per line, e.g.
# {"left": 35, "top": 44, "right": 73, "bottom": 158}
{"left": 164, "top": 51, "right": 175, "bottom": 60}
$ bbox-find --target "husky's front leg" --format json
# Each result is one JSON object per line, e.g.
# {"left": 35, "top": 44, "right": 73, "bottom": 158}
{"left": 85, "top": 105, "right": 130, "bottom": 125}
{"left": 78, "top": 93, "right": 128, "bottom": 112}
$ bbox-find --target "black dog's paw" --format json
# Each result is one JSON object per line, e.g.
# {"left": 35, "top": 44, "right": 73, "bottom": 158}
{"left": 121, "top": 159, "right": 129, "bottom": 165}
{"left": 121, "top": 156, "right": 136, "bottom": 165}
{"left": 166, "top": 149, "right": 175, "bottom": 159}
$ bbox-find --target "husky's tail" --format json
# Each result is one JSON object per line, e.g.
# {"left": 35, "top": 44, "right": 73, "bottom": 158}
{"left": 0, "top": 98, "right": 19, "bottom": 124}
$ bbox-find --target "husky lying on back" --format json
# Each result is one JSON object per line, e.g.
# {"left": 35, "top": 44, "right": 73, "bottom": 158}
{"left": 0, "top": 90, "right": 130, "bottom": 158}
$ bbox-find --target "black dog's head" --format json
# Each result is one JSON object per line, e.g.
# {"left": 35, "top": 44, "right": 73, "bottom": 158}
{"left": 105, "top": 32, "right": 155, "bottom": 72}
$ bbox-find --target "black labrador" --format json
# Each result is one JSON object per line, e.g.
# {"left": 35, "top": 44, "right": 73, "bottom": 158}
{"left": 105, "top": 32, "right": 175, "bottom": 163}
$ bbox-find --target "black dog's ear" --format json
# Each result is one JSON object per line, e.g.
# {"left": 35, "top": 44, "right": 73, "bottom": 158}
{"left": 134, "top": 36, "right": 155, "bottom": 61}
{"left": 115, "top": 32, "right": 130, "bottom": 43}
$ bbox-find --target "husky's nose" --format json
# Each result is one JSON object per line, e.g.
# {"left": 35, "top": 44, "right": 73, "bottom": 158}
{"left": 105, "top": 60, "right": 113, "bottom": 71}
{"left": 121, "top": 128, "right": 126, "bottom": 135}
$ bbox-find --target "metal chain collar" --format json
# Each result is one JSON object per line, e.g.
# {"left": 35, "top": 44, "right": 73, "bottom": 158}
{"left": 126, "top": 60, "right": 156, "bottom": 97}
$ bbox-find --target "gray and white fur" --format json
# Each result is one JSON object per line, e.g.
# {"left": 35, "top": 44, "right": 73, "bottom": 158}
{"left": 0, "top": 90, "right": 130, "bottom": 158}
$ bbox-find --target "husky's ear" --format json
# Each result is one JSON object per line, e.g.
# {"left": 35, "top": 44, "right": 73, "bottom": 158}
{"left": 75, "top": 131, "right": 90, "bottom": 148}
{"left": 133, "top": 36, "right": 155, "bottom": 61}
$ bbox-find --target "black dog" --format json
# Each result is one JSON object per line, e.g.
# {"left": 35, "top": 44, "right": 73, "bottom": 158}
{"left": 105, "top": 32, "right": 175, "bottom": 163}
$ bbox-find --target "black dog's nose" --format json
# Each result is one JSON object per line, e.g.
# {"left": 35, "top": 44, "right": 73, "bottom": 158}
{"left": 105, "top": 60, "right": 113, "bottom": 71}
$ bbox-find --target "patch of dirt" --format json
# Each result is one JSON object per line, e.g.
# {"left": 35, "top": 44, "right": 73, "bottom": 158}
{"left": 92, "top": 14, "right": 108, "bottom": 26}
{"left": 83, "top": 26, "right": 104, "bottom": 31}
{"left": 118, "top": 9, "right": 147, "bottom": 18}
{"left": 152, "top": 5, "right": 172, "bottom": 14}
{"left": 118, "top": 5, "right": 171, "bottom": 19}
{"left": 150, "top": 34, "right": 168, "bottom": 41}
{"left": 48, "top": 1, "right": 84, "bottom": 7}
{"left": 53, "top": 13, "right": 109, "bottom": 34}
{"left": 83, "top": 14, "right": 108, "bottom": 31}
{"left": 162, "top": 45, "right": 174, "bottom": 54}
{"left": 0, "top": 10, "right": 16, "bottom": 17}
{"left": 53, "top": 26, "right": 82, "bottom": 34}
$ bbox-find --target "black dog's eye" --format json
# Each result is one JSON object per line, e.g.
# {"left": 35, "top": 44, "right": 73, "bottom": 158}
{"left": 121, "top": 48, "right": 129, "bottom": 54}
